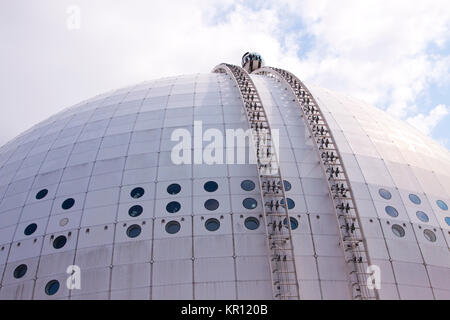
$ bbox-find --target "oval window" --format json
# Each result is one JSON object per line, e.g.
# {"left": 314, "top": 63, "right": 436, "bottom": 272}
{"left": 128, "top": 205, "right": 143, "bottom": 217}
{"left": 243, "top": 198, "right": 258, "bottom": 210}
{"left": 13, "top": 264, "right": 28, "bottom": 279}
{"left": 244, "top": 217, "right": 260, "bottom": 230}
{"left": 241, "top": 180, "right": 255, "bottom": 191}
{"left": 62, "top": 198, "right": 75, "bottom": 210}
{"left": 24, "top": 223, "right": 37, "bottom": 236}
{"left": 36, "top": 189, "right": 48, "bottom": 200}
{"left": 283, "top": 217, "right": 299, "bottom": 230}
{"left": 165, "top": 221, "right": 181, "bottom": 234}
{"left": 205, "top": 218, "right": 220, "bottom": 232}
{"left": 281, "top": 198, "right": 295, "bottom": 210}
{"left": 53, "top": 235, "right": 67, "bottom": 249}
{"left": 45, "top": 280, "right": 60, "bottom": 296}
{"left": 423, "top": 229, "right": 437, "bottom": 242}
{"left": 416, "top": 211, "right": 429, "bottom": 223}
{"left": 204, "top": 181, "right": 219, "bottom": 193}
{"left": 204, "top": 199, "right": 219, "bottom": 211}
{"left": 283, "top": 180, "right": 292, "bottom": 192}
{"left": 378, "top": 189, "right": 392, "bottom": 200}
{"left": 167, "top": 184, "right": 181, "bottom": 195}
{"left": 126, "top": 224, "right": 142, "bottom": 238}
{"left": 385, "top": 206, "right": 399, "bottom": 218}
{"left": 436, "top": 200, "right": 448, "bottom": 211}
{"left": 130, "top": 187, "right": 145, "bottom": 199}
{"left": 445, "top": 217, "right": 450, "bottom": 226}
{"left": 392, "top": 224, "right": 405, "bottom": 238}
{"left": 409, "top": 194, "right": 421, "bottom": 205}
{"left": 166, "top": 201, "right": 181, "bottom": 213}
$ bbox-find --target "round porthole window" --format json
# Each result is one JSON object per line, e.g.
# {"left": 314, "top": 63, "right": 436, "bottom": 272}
{"left": 128, "top": 205, "right": 143, "bottom": 217}
{"left": 409, "top": 194, "right": 421, "bottom": 205}
{"left": 283, "top": 180, "right": 292, "bottom": 192}
{"left": 130, "top": 187, "right": 145, "bottom": 199}
{"left": 61, "top": 198, "right": 75, "bottom": 210}
{"left": 241, "top": 180, "right": 255, "bottom": 191}
{"left": 392, "top": 224, "right": 405, "bottom": 238}
{"left": 416, "top": 211, "right": 429, "bottom": 223}
{"left": 24, "top": 223, "right": 37, "bottom": 236}
{"left": 126, "top": 224, "right": 142, "bottom": 238}
{"left": 35, "top": 189, "right": 48, "bottom": 200}
{"left": 244, "top": 217, "right": 260, "bottom": 230}
{"left": 204, "top": 181, "right": 218, "bottom": 192}
{"left": 283, "top": 217, "right": 299, "bottom": 230}
{"left": 45, "top": 280, "right": 60, "bottom": 296}
{"left": 378, "top": 188, "right": 392, "bottom": 200}
{"left": 205, "top": 218, "right": 220, "bottom": 232}
{"left": 53, "top": 235, "right": 67, "bottom": 249}
{"left": 167, "top": 184, "right": 181, "bottom": 195}
{"left": 13, "top": 264, "right": 28, "bottom": 279}
{"left": 445, "top": 217, "right": 450, "bottom": 226}
{"left": 423, "top": 229, "right": 437, "bottom": 242}
{"left": 204, "top": 199, "right": 219, "bottom": 211}
{"left": 243, "top": 198, "right": 258, "bottom": 210}
{"left": 385, "top": 206, "right": 399, "bottom": 218}
{"left": 166, "top": 201, "right": 181, "bottom": 213}
{"left": 281, "top": 198, "right": 295, "bottom": 210}
{"left": 165, "top": 221, "right": 181, "bottom": 234}
{"left": 436, "top": 200, "right": 448, "bottom": 211}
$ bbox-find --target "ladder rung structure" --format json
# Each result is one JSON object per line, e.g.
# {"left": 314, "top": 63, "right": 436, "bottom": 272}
{"left": 213, "top": 63, "right": 300, "bottom": 300}
{"left": 254, "top": 67, "right": 379, "bottom": 300}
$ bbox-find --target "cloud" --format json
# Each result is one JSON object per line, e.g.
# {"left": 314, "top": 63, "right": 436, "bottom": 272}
{"left": 277, "top": 0, "right": 450, "bottom": 120}
{"left": 0, "top": 0, "right": 287, "bottom": 146}
{"left": 0, "top": 0, "right": 449, "bottom": 148}
{"left": 407, "top": 104, "right": 449, "bottom": 135}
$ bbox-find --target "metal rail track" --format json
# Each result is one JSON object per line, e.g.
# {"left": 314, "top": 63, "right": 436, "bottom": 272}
{"left": 254, "top": 66, "right": 379, "bottom": 300}
{"left": 213, "top": 63, "right": 300, "bottom": 300}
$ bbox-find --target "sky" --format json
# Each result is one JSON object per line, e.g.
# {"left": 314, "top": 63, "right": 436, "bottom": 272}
{"left": 0, "top": 0, "right": 449, "bottom": 148}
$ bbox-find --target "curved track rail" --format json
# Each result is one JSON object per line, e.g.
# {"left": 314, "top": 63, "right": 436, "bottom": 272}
{"left": 253, "top": 66, "right": 379, "bottom": 300}
{"left": 213, "top": 64, "right": 300, "bottom": 300}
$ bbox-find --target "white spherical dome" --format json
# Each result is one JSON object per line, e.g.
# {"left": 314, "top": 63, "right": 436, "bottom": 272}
{"left": 0, "top": 70, "right": 448, "bottom": 300}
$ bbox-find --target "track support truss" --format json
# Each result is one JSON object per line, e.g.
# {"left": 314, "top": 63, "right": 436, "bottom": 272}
{"left": 213, "top": 64, "right": 300, "bottom": 300}
{"left": 254, "top": 66, "right": 379, "bottom": 300}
